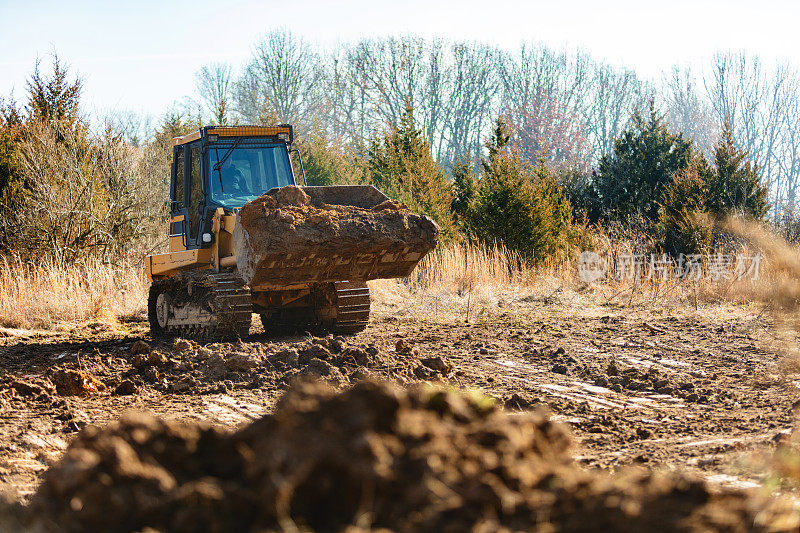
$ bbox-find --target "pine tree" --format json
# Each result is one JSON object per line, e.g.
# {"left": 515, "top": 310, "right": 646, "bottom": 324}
{"left": 657, "top": 156, "right": 715, "bottom": 255}
{"left": 0, "top": 98, "right": 25, "bottom": 248}
{"left": 450, "top": 157, "right": 477, "bottom": 225}
{"left": 591, "top": 100, "right": 693, "bottom": 222}
{"left": 706, "top": 121, "right": 769, "bottom": 219}
{"left": 367, "top": 98, "right": 454, "bottom": 237}
{"left": 467, "top": 118, "right": 574, "bottom": 263}
{"left": 25, "top": 54, "right": 83, "bottom": 128}
{"left": 482, "top": 116, "right": 510, "bottom": 173}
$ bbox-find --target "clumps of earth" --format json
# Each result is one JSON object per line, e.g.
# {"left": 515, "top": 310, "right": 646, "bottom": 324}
{"left": 118, "top": 335, "right": 456, "bottom": 395}
{"left": 0, "top": 370, "right": 107, "bottom": 432}
{"left": 0, "top": 335, "right": 457, "bottom": 408}
{"left": 23, "top": 380, "right": 793, "bottom": 532}
{"left": 546, "top": 347, "right": 716, "bottom": 403}
{"left": 0, "top": 369, "right": 106, "bottom": 404}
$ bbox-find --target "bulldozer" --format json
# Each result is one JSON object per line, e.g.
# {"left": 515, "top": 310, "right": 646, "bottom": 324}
{"left": 145, "top": 125, "right": 438, "bottom": 339}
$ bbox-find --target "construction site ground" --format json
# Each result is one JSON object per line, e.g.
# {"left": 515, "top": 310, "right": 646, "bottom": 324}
{"left": 1, "top": 291, "right": 797, "bottom": 505}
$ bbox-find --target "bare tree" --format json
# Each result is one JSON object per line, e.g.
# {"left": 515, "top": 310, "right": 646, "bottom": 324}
{"left": 105, "top": 110, "right": 152, "bottom": 147}
{"left": 322, "top": 42, "right": 382, "bottom": 149}
{"left": 705, "top": 52, "right": 798, "bottom": 215}
{"left": 582, "top": 63, "right": 649, "bottom": 159}
{"left": 195, "top": 62, "right": 233, "bottom": 125}
{"left": 498, "top": 44, "right": 591, "bottom": 169}
{"left": 662, "top": 66, "right": 717, "bottom": 157}
{"left": 235, "top": 29, "right": 322, "bottom": 128}
{"left": 437, "top": 42, "right": 499, "bottom": 168}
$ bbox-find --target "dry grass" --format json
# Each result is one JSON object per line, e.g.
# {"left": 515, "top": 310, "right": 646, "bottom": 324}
{"left": 369, "top": 235, "right": 772, "bottom": 325}
{"left": 0, "top": 255, "right": 147, "bottom": 331}
{"left": 369, "top": 242, "right": 543, "bottom": 320}
{"left": 0, "top": 224, "right": 780, "bottom": 332}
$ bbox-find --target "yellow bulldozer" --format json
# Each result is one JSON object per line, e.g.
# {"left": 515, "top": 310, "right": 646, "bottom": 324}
{"left": 145, "top": 125, "right": 438, "bottom": 339}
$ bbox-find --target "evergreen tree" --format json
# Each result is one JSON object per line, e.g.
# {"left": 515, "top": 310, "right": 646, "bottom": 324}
{"left": 367, "top": 99, "right": 454, "bottom": 237}
{"left": 657, "top": 156, "right": 715, "bottom": 255}
{"left": 296, "top": 124, "right": 364, "bottom": 187}
{"left": 450, "top": 157, "right": 477, "bottom": 225}
{"left": 25, "top": 55, "right": 83, "bottom": 128}
{"left": 656, "top": 123, "right": 769, "bottom": 255}
{"left": 0, "top": 98, "right": 24, "bottom": 248}
{"left": 591, "top": 100, "right": 693, "bottom": 222}
{"left": 468, "top": 117, "right": 574, "bottom": 263}
{"left": 482, "top": 116, "right": 510, "bottom": 173}
{"left": 706, "top": 121, "right": 769, "bottom": 219}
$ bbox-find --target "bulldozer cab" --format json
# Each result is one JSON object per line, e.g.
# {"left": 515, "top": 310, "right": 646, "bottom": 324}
{"left": 170, "top": 125, "right": 296, "bottom": 249}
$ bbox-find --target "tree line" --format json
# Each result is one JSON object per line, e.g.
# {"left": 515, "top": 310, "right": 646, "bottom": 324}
{"left": 0, "top": 38, "right": 781, "bottom": 266}
{"left": 186, "top": 30, "right": 799, "bottom": 216}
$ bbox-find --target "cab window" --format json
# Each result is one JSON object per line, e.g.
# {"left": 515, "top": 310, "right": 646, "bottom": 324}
{"left": 173, "top": 148, "right": 185, "bottom": 208}
{"left": 188, "top": 144, "right": 203, "bottom": 238}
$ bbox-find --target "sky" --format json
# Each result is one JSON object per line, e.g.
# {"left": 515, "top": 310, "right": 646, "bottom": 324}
{"left": 1, "top": 0, "right": 798, "bottom": 121}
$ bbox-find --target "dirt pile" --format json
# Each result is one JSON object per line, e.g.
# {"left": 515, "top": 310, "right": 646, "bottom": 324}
{"left": 233, "top": 185, "right": 439, "bottom": 286}
{"left": 117, "top": 335, "right": 455, "bottom": 395}
{"left": 28, "top": 381, "right": 792, "bottom": 532}
{"left": 2, "top": 366, "right": 109, "bottom": 404}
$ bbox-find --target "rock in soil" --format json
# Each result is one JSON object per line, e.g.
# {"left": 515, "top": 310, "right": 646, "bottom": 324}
{"left": 129, "top": 340, "right": 150, "bottom": 355}
{"left": 50, "top": 369, "right": 106, "bottom": 397}
{"left": 26, "top": 381, "right": 790, "bottom": 532}
{"left": 113, "top": 380, "right": 138, "bottom": 396}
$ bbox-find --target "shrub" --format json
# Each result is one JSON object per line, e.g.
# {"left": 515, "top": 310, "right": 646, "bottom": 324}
{"left": 0, "top": 57, "right": 175, "bottom": 263}
{"left": 656, "top": 125, "right": 769, "bottom": 256}
{"left": 10, "top": 119, "right": 152, "bottom": 263}
{"left": 706, "top": 121, "right": 769, "bottom": 219}
{"left": 450, "top": 157, "right": 477, "bottom": 227}
{"left": 0, "top": 100, "right": 25, "bottom": 249}
{"left": 774, "top": 206, "right": 800, "bottom": 244}
{"left": 657, "top": 158, "right": 714, "bottom": 255}
{"left": 554, "top": 164, "right": 595, "bottom": 224}
{"left": 294, "top": 125, "right": 365, "bottom": 187}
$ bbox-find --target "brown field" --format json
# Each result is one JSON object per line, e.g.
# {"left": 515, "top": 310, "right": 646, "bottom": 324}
{"left": 2, "top": 242, "right": 800, "bottom": 529}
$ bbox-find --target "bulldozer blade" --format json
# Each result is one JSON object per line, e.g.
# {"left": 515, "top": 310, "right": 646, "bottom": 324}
{"left": 233, "top": 185, "right": 439, "bottom": 288}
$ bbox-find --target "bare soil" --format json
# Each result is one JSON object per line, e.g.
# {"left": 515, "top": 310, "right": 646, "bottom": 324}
{"left": 1, "top": 298, "right": 798, "bottom": 528}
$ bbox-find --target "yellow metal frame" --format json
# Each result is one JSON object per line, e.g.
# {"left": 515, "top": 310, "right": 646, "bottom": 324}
{"left": 173, "top": 125, "right": 292, "bottom": 146}
{"left": 146, "top": 209, "right": 240, "bottom": 281}
{"left": 146, "top": 248, "right": 213, "bottom": 280}
{"left": 168, "top": 214, "right": 186, "bottom": 252}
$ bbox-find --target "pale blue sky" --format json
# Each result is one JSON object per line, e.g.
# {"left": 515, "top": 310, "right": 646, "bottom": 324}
{"left": 1, "top": 0, "right": 798, "bottom": 119}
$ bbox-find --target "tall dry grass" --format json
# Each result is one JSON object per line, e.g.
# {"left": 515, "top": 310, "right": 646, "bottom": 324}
{"left": 370, "top": 228, "right": 774, "bottom": 322}
{"left": 0, "top": 255, "right": 147, "bottom": 331}
{"left": 369, "top": 241, "right": 567, "bottom": 321}
{"left": 0, "top": 223, "right": 779, "bottom": 331}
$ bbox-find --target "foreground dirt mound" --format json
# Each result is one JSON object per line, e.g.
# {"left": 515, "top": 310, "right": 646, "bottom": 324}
{"left": 28, "top": 381, "right": 791, "bottom": 532}
{"left": 234, "top": 185, "right": 439, "bottom": 286}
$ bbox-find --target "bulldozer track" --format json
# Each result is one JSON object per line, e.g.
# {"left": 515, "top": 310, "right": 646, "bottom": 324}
{"left": 259, "top": 281, "right": 370, "bottom": 335}
{"left": 332, "top": 281, "right": 370, "bottom": 333}
{"left": 149, "top": 271, "right": 252, "bottom": 340}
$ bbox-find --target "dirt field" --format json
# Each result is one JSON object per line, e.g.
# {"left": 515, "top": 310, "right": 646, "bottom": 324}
{"left": 2, "top": 288, "right": 797, "bottom": 515}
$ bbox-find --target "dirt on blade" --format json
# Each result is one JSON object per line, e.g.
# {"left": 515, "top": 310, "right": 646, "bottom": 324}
{"left": 234, "top": 185, "right": 439, "bottom": 286}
